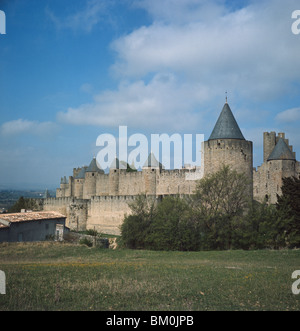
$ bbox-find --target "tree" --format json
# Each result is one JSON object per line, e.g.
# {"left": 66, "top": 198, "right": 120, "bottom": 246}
{"left": 239, "top": 199, "right": 292, "bottom": 249}
{"left": 276, "top": 176, "right": 300, "bottom": 247}
{"left": 193, "top": 165, "right": 251, "bottom": 219}
{"left": 8, "top": 197, "right": 39, "bottom": 213}
{"left": 120, "top": 194, "right": 202, "bottom": 251}
{"left": 120, "top": 194, "right": 157, "bottom": 249}
{"left": 277, "top": 176, "right": 300, "bottom": 221}
{"left": 146, "top": 195, "right": 200, "bottom": 251}
{"left": 120, "top": 168, "right": 299, "bottom": 251}
{"left": 192, "top": 165, "right": 252, "bottom": 250}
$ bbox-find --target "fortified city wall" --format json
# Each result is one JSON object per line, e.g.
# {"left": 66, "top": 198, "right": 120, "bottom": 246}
{"left": 43, "top": 103, "right": 300, "bottom": 234}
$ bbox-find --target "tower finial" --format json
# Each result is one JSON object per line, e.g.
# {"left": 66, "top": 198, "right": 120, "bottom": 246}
{"left": 225, "top": 91, "right": 228, "bottom": 103}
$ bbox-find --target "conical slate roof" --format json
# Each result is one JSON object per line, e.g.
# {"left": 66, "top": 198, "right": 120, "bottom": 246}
{"left": 75, "top": 166, "right": 87, "bottom": 179}
{"left": 143, "top": 152, "right": 163, "bottom": 169}
{"left": 209, "top": 103, "right": 245, "bottom": 140}
{"left": 86, "top": 157, "right": 104, "bottom": 173}
{"left": 267, "top": 138, "right": 295, "bottom": 161}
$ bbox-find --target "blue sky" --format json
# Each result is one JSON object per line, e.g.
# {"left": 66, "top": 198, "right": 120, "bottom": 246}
{"left": 0, "top": 0, "right": 300, "bottom": 189}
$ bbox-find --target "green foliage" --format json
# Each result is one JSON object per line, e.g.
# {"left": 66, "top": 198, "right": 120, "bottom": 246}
{"left": 8, "top": 196, "right": 39, "bottom": 213}
{"left": 277, "top": 176, "right": 300, "bottom": 219}
{"left": 276, "top": 176, "right": 300, "bottom": 248}
{"left": 193, "top": 165, "right": 251, "bottom": 220}
{"left": 79, "top": 237, "right": 93, "bottom": 247}
{"left": 120, "top": 166, "right": 300, "bottom": 251}
{"left": 147, "top": 196, "right": 201, "bottom": 251}
{"left": 120, "top": 194, "right": 201, "bottom": 251}
{"left": 235, "top": 200, "right": 291, "bottom": 249}
{"left": 85, "top": 229, "right": 99, "bottom": 237}
{"left": 126, "top": 163, "right": 137, "bottom": 172}
{"left": 119, "top": 194, "right": 157, "bottom": 249}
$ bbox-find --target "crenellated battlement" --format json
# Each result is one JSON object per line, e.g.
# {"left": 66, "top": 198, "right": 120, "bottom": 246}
{"left": 43, "top": 103, "right": 299, "bottom": 234}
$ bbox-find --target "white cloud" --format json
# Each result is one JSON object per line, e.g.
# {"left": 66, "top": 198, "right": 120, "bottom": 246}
{"left": 57, "top": 73, "right": 212, "bottom": 131}
{"left": 275, "top": 107, "right": 300, "bottom": 122}
{"left": 133, "top": 0, "right": 226, "bottom": 25}
{"left": 0, "top": 119, "right": 58, "bottom": 137}
{"left": 58, "top": 0, "right": 300, "bottom": 137}
{"left": 46, "top": 0, "right": 112, "bottom": 33}
{"left": 112, "top": 0, "right": 300, "bottom": 100}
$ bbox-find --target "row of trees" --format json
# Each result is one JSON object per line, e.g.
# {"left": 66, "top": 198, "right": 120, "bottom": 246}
{"left": 120, "top": 166, "right": 300, "bottom": 251}
{"left": 8, "top": 196, "right": 39, "bottom": 213}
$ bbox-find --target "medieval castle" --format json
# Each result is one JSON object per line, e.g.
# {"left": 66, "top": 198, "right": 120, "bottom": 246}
{"left": 43, "top": 102, "right": 300, "bottom": 234}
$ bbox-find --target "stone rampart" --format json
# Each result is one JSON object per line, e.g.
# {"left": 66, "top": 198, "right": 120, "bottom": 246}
{"left": 43, "top": 197, "right": 88, "bottom": 231}
{"left": 87, "top": 195, "right": 137, "bottom": 235}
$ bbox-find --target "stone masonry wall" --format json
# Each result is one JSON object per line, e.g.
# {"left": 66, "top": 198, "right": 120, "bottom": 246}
{"left": 43, "top": 197, "right": 88, "bottom": 231}
{"left": 253, "top": 159, "right": 298, "bottom": 204}
{"left": 156, "top": 169, "right": 198, "bottom": 195}
{"left": 87, "top": 195, "right": 136, "bottom": 235}
{"left": 204, "top": 139, "right": 253, "bottom": 198}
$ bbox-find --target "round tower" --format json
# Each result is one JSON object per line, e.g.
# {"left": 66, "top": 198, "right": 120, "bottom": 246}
{"left": 83, "top": 157, "right": 104, "bottom": 199}
{"left": 203, "top": 102, "right": 253, "bottom": 197}
{"left": 109, "top": 157, "right": 120, "bottom": 196}
{"left": 74, "top": 166, "right": 87, "bottom": 198}
{"left": 265, "top": 137, "right": 296, "bottom": 204}
{"left": 142, "top": 152, "right": 163, "bottom": 195}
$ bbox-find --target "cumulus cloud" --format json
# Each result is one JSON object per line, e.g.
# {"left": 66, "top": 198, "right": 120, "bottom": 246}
{"left": 57, "top": 73, "right": 212, "bottom": 131}
{"left": 0, "top": 119, "right": 58, "bottom": 137}
{"left": 111, "top": 0, "right": 300, "bottom": 100}
{"left": 58, "top": 0, "right": 300, "bottom": 133}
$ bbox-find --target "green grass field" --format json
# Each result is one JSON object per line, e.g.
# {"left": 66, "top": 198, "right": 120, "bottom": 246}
{"left": 0, "top": 242, "right": 299, "bottom": 311}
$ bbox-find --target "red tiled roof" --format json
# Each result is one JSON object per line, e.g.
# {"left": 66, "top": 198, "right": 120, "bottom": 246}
{"left": 0, "top": 211, "right": 66, "bottom": 228}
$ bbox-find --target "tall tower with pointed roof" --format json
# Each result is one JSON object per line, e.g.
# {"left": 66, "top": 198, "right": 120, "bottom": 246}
{"left": 109, "top": 157, "right": 120, "bottom": 196}
{"left": 47, "top": 97, "right": 300, "bottom": 234}
{"left": 203, "top": 102, "right": 253, "bottom": 197}
{"left": 254, "top": 132, "right": 299, "bottom": 204}
{"left": 142, "top": 152, "right": 162, "bottom": 195}
{"left": 74, "top": 166, "right": 87, "bottom": 198}
{"left": 83, "top": 157, "right": 104, "bottom": 199}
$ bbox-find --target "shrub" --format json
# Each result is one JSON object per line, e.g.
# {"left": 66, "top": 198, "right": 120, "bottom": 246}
{"left": 79, "top": 237, "right": 93, "bottom": 247}
{"left": 86, "top": 229, "right": 99, "bottom": 237}
{"left": 120, "top": 167, "right": 299, "bottom": 251}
